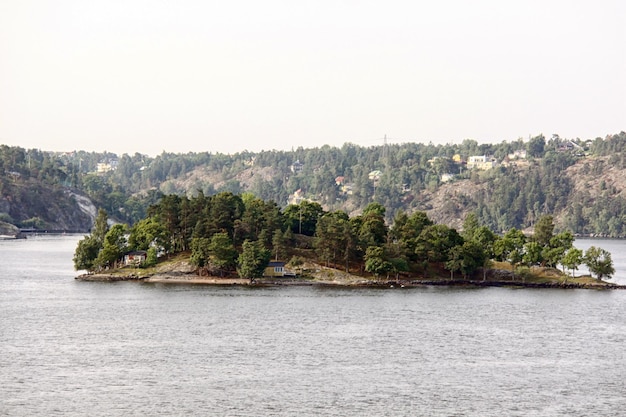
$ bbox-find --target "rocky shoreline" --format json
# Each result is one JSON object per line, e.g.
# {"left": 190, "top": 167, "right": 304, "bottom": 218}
{"left": 75, "top": 273, "right": 626, "bottom": 289}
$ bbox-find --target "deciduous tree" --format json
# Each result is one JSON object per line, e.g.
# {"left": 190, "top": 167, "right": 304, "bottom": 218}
{"left": 562, "top": 248, "right": 583, "bottom": 278}
{"left": 584, "top": 246, "right": 615, "bottom": 281}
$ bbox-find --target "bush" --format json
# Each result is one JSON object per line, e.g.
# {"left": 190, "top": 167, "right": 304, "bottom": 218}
{"left": 515, "top": 266, "right": 533, "bottom": 282}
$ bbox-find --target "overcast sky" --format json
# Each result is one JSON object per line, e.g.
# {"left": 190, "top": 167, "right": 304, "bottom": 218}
{"left": 1, "top": 0, "right": 624, "bottom": 156}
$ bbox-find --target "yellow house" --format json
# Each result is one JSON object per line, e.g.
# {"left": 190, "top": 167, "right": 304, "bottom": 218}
{"left": 264, "top": 261, "right": 296, "bottom": 277}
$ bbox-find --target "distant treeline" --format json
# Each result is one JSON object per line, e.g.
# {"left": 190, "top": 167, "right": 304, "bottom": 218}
{"left": 2, "top": 131, "right": 626, "bottom": 236}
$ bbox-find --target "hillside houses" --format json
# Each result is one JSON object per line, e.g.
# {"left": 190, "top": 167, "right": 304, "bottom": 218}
{"left": 467, "top": 155, "right": 497, "bottom": 170}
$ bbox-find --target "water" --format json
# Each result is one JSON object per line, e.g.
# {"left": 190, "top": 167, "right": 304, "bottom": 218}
{"left": 1, "top": 235, "right": 626, "bottom": 416}
{"left": 573, "top": 239, "right": 626, "bottom": 285}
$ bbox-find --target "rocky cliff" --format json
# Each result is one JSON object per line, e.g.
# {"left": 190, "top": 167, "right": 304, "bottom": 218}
{"left": 0, "top": 179, "right": 96, "bottom": 232}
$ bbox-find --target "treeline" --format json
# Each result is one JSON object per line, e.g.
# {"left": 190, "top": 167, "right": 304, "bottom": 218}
{"left": 73, "top": 192, "right": 615, "bottom": 281}
{"left": 3, "top": 131, "right": 626, "bottom": 235}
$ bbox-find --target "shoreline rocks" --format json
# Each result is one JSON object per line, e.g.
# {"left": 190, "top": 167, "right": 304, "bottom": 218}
{"left": 75, "top": 273, "right": 626, "bottom": 289}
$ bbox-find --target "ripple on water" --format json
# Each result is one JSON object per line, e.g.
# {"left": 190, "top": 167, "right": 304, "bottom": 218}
{"left": 1, "top": 236, "right": 626, "bottom": 416}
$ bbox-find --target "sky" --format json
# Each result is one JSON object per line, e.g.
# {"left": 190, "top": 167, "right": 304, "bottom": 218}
{"left": 1, "top": 0, "right": 624, "bottom": 156}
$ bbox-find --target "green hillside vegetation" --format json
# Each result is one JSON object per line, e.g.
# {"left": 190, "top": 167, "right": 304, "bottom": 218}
{"left": 73, "top": 194, "right": 615, "bottom": 285}
{"left": 1, "top": 131, "right": 626, "bottom": 236}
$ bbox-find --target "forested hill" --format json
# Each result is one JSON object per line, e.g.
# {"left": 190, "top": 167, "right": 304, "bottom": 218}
{"left": 0, "top": 132, "right": 625, "bottom": 236}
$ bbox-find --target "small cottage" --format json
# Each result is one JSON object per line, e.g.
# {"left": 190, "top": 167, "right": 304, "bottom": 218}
{"left": 124, "top": 250, "right": 147, "bottom": 266}
{"left": 264, "top": 261, "right": 286, "bottom": 277}
{"left": 264, "top": 261, "right": 296, "bottom": 277}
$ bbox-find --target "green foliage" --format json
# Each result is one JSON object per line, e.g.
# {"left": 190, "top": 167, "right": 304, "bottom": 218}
{"left": 522, "top": 241, "right": 543, "bottom": 267}
{"left": 461, "top": 212, "right": 480, "bottom": 241}
{"left": 272, "top": 228, "right": 288, "bottom": 261}
{"left": 527, "top": 134, "right": 546, "bottom": 158}
{"left": 494, "top": 228, "right": 526, "bottom": 263}
{"left": 283, "top": 201, "right": 324, "bottom": 236}
{"left": 445, "top": 241, "right": 486, "bottom": 279}
{"left": 355, "top": 203, "right": 388, "bottom": 252}
{"left": 144, "top": 247, "right": 158, "bottom": 268}
{"left": 415, "top": 224, "right": 463, "bottom": 264}
{"left": 533, "top": 215, "right": 554, "bottom": 247}
{"left": 561, "top": 248, "right": 583, "bottom": 277}
{"left": 93, "top": 224, "right": 128, "bottom": 270}
{"left": 314, "top": 211, "right": 351, "bottom": 267}
{"left": 73, "top": 235, "right": 101, "bottom": 271}
{"left": 21, "top": 217, "right": 46, "bottom": 229}
{"left": 543, "top": 231, "right": 574, "bottom": 268}
{"left": 92, "top": 208, "right": 109, "bottom": 245}
{"left": 4, "top": 133, "right": 597, "bottom": 278}
{"left": 364, "top": 246, "right": 393, "bottom": 278}
{"left": 190, "top": 237, "right": 211, "bottom": 269}
{"left": 129, "top": 217, "right": 169, "bottom": 253}
{"left": 3, "top": 133, "right": 626, "bottom": 238}
{"left": 584, "top": 246, "right": 615, "bottom": 280}
{"left": 237, "top": 240, "right": 271, "bottom": 281}
{"left": 208, "top": 232, "right": 238, "bottom": 273}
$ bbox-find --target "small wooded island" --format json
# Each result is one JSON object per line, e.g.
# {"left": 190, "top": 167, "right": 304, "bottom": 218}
{"left": 75, "top": 192, "right": 621, "bottom": 289}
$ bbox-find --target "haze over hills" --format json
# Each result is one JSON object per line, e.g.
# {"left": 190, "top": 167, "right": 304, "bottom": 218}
{"left": 0, "top": 131, "right": 625, "bottom": 237}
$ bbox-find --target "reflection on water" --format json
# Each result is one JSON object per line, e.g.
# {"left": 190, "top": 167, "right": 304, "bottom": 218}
{"left": 1, "top": 235, "right": 625, "bottom": 416}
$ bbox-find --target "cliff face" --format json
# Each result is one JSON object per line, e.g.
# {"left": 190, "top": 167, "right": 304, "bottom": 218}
{"left": 0, "top": 221, "right": 20, "bottom": 237}
{"left": 0, "top": 179, "right": 95, "bottom": 232}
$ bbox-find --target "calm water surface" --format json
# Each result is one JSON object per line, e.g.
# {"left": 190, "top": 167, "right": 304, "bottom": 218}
{"left": 1, "top": 235, "right": 625, "bottom": 416}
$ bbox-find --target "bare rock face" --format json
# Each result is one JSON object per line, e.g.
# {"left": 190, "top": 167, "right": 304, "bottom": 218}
{"left": 0, "top": 184, "right": 95, "bottom": 232}
{"left": 156, "top": 260, "right": 196, "bottom": 275}
{"left": 0, "top": 221, "right": 20, "bottom": 237}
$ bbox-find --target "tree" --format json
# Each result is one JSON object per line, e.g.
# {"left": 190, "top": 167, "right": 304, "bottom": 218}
{"left": 522, "top": 241, "right": 543, "bottom": 267}
{"left": 364, "top": 246, "right": 393, "bottom": 279}
{"left": 92, "top": 208, "right": 109, "bottom": 245}
{"left": 208, "top": 232, "right": 238, "bottom": 276}
{"left": 144, "top": 247, "right": 158, "bottom": 268}
{"left": 128, "top": 216, "right": 170, "bottom": 254}
{"left": 561, "top": 248, "right": 583, "bottom": 278}
{"left": 445, "top": 246, "right": 464, "bottom": 279}
{"left": 237, "top": 240, "right": 271, "bottom": 282}
{"left": 584, "top": 246, "right": 615, "bottom": 281}
{"left": 527, "top": 134, "right": 546, "bottom": 158}
{"left": 461, "top": 212, "right": 481, "bottom": 241}
{"left": 446, "top": 241, "right": 486, "bottom": 279}
{"left": 272, "top": 228, "right": 288, "bottom": 261}
{"left": 494, "top": 228, "right": 526, "bottom": 279}
{"left": 390, "top": 210, "right": 434, "bottom": 262}
{"left": 93, "top": 224, "right": 128, "bottom": 270}
{"left": 314, "top": 211, "right": 350, "bottom": 268}
{"left": 283, "top": 200, "right": 324, "bottom": 236}
{"left": 533, "top": 215, "right": 554, "bottom": 247}
{"left": 494, "top": 228, "right": 526, "bottom": 262}
{"left": 73, "top": 208, "right": 110, "bottom": 272}
{"left": 73, "top": 235, "right": 101, "bottom": 271}
{"left": 415, "top": 224, "right": 463, "bottom": 264}
{"left": 543, "top": 231, "right": 574, "bottom": 268}
{"left": 209, "top": 192, "right": 244, "bottom": 238}
{"left": 190, "top": 237, "right": 211, "bottom": 275}
{"left": 153, "top": 194, "right": 182, "bottom": 252}
{"left": 356, "top": 203, "right": 388, "bottom": 250}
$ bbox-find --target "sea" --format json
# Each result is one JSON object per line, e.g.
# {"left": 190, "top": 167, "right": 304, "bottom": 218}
{"left": 1, "top": 235, "right": 625, "bottom": 416}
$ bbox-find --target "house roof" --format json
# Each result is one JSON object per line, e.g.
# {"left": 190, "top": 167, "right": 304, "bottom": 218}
{"left": 267, "top": 261, "right": 286, "bottom": 267}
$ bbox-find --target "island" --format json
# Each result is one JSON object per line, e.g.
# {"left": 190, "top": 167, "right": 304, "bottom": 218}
{"left": 74, "top": 194, "right": 620, "bottom": 289}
